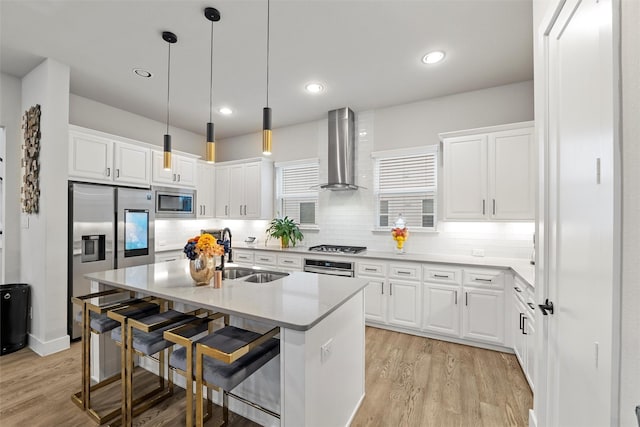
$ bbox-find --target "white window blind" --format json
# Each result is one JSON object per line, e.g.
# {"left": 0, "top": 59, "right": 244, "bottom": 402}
{"left": 373, "top": 147, "right": 438, "bottom": 230}
{"left": 276, "top": 161, "right": 319, "bottom": 226}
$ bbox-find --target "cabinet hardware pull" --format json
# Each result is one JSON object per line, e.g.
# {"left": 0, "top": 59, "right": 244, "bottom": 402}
{"left": 244, "top": 205, "right": 247, "bottom": 216}
{"left": 283, "top": 260, "right": 293, "bottom": 264}
{"left": 522, "top": 316, "right": 528, "bottom": 335}
{"left": 475, "top": 278, "right": 493, "bottom": 282}
{"left": 455, "top": 290, "right": 458, "bottom": 305}
{"left": 514, "top": 287, "right": 522, "bottom": 292}
{"left": 177, "top": 174, "right": 181, "bottom": 182}
{"left": 365, "top": 268, "right": 377, "bottom": 272}
{"left": 106, "top": 167, "right": 111, "bottom": 177}
{"left": 240, "top": 205, "right": 243, "bottom": 215}
{"left": 381, "top": 283, "right": 384, "bottom": 295}
{"left": 482, "top": 199, "right": 486, "bottom": 215}
{"left": 390, "top": 283, "right": 393, "bottom": 296}
{"left": 397, "top": 270, "right": 410, "bottom": 275}
{"left": 225, "top": 205, "right": 228, "bottom": 216}
{"left": 519, "top": 312, "right": 524, "bottom": 330}
{"left": 493, "top": 199, "right": 496, "bottom": 215}
{"left": 203, "top": 205, "right": 206, "bottom": 215}
{"left": 173, "top": 173, "right": 176, "bottom": 182}
{"left": 116, "top": 168, "right": 120, "bottom": 178}
{"left": 527, "top": 302, "right": 535, "bottom": 310}
{"left": 465, "top": 292, "right": 468, "bottom": 306}
{"left": 434, "top": 274, "right": 449, "bottom": 278}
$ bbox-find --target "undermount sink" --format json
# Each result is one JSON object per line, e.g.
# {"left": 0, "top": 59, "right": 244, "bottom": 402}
{"left": 244, "top": 272, "right": 289, "bottom": 283}
{"left": 222, "top": 267, "right": 289, "bottom": 283}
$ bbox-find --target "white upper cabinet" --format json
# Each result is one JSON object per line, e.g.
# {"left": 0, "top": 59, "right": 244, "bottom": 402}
{"left": 69, "top": 126, "right": 151, "bottom": 186}
{"left": 214, "top": 158, "right": 273, "bottom": 220}
{"left": 196, "top": 161, "right": 215, "bottom": 218}
{"left": 441, "top": 122, "right": 534, "bottom": 221}
{"left": 151, "top": 151, "right": 197, "bottom": 188}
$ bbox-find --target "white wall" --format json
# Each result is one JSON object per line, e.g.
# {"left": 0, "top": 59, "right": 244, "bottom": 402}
{"left": 0, "top": 72, "right": 22, "bottom": 283}
{"left": 20, "top": 59, "right": 70, "bottom": 355}
{"left": 620, "top": 0, "right": 640, "bottom": 424}
{"left": 69, "top": 94, "right": 205, "bottom": 157}
{"left": 192, "top": 82, "right": 535, "bottom": 259}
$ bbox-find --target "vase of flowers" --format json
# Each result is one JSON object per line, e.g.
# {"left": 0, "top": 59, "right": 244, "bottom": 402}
{"left": 391, "top": 214, "right": 408, "bottom": 254}
{"left": 184, "top": 233, "right": 225, "bottom": 286}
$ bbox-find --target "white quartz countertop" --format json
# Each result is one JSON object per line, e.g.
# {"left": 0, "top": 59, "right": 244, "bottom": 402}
{"left": 233, "top": 245, "right": 536, "bottom": 287}
{"left": 85, "top": 260, "right": 368, "bottom": 331}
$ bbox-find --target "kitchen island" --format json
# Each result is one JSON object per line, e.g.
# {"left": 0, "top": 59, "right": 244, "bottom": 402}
{"left": 86, "top": 260, "right": 368, "bottom": 427}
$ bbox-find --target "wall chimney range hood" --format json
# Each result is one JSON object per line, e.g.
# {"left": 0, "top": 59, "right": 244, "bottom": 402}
{"left": 320, "top": 107, "right": 359, "bottom": 190}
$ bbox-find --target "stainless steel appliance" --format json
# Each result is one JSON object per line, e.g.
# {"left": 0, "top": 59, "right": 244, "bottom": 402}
{"left": 153, "top": 186, "right": 196, "bottom": 218}
{"left": 303, "top": 259, "right": 355, "bottom": 277}
{"left": 319, "top": 107, "right": 360, "bottom": 190}
{"left": 67, "top": 182, "right": 155, "bottom": 340}
{"left": 308, "top": 244, "right": 367, "bottom": 255}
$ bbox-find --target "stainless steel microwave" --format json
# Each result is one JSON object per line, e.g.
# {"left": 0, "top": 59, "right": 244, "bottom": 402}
{"left": 153, "top": 186, "right": 196, "bottom": 218}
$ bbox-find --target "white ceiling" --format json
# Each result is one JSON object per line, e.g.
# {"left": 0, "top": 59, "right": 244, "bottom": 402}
{"left": 0, "top": 0, "right": 533, "bottom": 139}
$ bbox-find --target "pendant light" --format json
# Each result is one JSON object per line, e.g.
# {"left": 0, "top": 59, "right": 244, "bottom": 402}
{"left": 204, "top": 7, "right": 221, "bottom": 163}
{"left": 262, "top": 0, "right": 272, "bottom": 156}
{"left": 162, "top": 31, "right": 177, "bottom": 170}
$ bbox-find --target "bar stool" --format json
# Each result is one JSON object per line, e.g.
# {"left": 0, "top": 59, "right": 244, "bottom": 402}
{"left": 163, "top": 313, "right": 228, "bottom": 427}
{"left": 193, "top": 325, "right": 281, "bottom": 426}
{"left": 70, "top": 289, "right": 161, "bottom": 425}
{"left": 110, "top": 308, "right": 213, "bottom": 426}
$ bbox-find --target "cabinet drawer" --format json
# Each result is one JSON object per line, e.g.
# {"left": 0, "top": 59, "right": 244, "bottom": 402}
{"left": 423, "top": 265, "right": 462, "bottom": 285}
{"left": 463, "top": 268, "right": 505, "bottom": 288}
{"left": 233, "top": 250, "right": 254, "bottom": 264}
{"left": 357, "top": 261, "right": 386, "bottom": 277}
{"left": 389, "top": 263, "right": 421, "bottom": 281}
{"left": 278, "top": 255, "right": 302, "bottom": 269}
{"left": 254, "top": 253, "right": 277, "bottom": 266}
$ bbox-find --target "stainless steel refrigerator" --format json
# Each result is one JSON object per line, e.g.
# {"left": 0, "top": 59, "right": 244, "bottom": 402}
{"left": 67, "top": 182, "right": 155, "bottom": 340}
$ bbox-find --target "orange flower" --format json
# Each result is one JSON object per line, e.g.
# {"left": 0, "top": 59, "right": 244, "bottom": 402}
{"left": 194, "top": 233, "right": 224, "bottom": 257}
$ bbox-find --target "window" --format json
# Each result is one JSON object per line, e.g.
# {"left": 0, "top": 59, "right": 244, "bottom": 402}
{"left": 275, "top": 159, "right": 319, "bottom": 227}
{"left": 373, "top": 146, "right": 438, "bottom": 230}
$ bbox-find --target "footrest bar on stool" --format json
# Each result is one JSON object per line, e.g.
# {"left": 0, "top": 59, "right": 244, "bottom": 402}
{"left": 226, "top": 390, "right": 281, "bottom": 419}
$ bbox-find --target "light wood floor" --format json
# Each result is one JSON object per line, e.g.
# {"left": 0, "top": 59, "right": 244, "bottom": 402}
{"left": 0, "top": 327, "right": 532, "bottom": 426}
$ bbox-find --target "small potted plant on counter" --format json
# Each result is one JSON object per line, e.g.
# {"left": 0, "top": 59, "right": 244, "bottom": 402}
{"left": 266, "top": 216, "right": 304, "bottom": 248}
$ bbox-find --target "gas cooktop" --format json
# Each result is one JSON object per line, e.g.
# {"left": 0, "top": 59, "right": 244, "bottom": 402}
{"left": 308, "top": 245, "right": 367, "bottom": 255}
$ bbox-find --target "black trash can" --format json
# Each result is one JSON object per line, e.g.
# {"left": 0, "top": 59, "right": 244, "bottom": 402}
{"left": 0, "top": 283, "right": 30, "bottom": 355}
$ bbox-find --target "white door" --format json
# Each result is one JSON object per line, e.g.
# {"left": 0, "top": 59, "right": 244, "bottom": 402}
{"left": 388, "top": 280, "right": 420, "bottom": 329}
{"left": 69, "top": 132, "right": 113, "bottom": 181}
{"left": 243, "top": 162, "right": 261, "bottom": 218}
{"left": 175, "top": 156, "right": 197, "bottom": 187}
{"left": 462, "top": 288, "right": 504, "bottom": 344}
{"left": 363, "top": 279, "right": 386, "bottom": 323}
{"left": 488, "top": 128, "right": 535, "bottom": 219}
{"left": 197, "top": 163, "right": 214, "bottom": 218}
{"left": 113, "top": 141, "right": 150, "bottom": 186}
{"left": 545, "top": 0, "right": 616, "bottom": 425}
{"left": 228, "top": 164, "right": 245, "bottom": 217}
{"left": 214, "top": 166, "right": 230, "bottom": 217}
{"left": 422, "top": 284, "right": 460, "bottom": 336}
{"left": 443, "top": 134, "right": 487, "bottom": 219}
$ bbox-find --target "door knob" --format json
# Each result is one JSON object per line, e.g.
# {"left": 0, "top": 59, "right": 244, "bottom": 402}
{"left": 538, "top": 299, "right": 554, "bottom": 315}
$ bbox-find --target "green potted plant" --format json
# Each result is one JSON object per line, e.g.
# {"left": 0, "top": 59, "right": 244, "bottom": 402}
{"left": 266, "top": 216, "right": 304, "bottom": 248}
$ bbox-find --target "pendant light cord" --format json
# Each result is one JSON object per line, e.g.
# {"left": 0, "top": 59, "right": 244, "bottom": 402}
{"left": 266, "top": 0, "right": 270, "bottom": 108}
{"left": 209, "top": 19, "right": 214, "bottom": 123}
{"left": 166, "top": 41, "right": 171, "bottom": 135}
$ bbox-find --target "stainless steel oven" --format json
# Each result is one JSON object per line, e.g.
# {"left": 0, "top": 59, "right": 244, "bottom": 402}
{"left": 304, "top": 259, "right": 355, "bottom": 277}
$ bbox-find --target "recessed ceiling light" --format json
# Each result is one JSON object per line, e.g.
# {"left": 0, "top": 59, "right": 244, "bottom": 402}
{"left": 305, "top": 82, "right": 325, "bottom": 93}
{"left": 133, "top": 68, "right": 153, "bottom": 78}
{"left": 421, "top": 51, "right": 446, "bottom": 64}
{"left": 219, "top": 107, "right": 233, "bottom": 115}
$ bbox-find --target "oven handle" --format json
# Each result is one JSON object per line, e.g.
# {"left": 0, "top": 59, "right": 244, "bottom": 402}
{"left": 303, "top": 266, "right": 354, "bottom": 277}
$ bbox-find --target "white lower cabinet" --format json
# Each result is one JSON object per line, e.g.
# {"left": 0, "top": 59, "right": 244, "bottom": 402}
{"left": 512, "top": 280, "right": 536, "bottom": 391}
{"left": 363, "top": 279, "right": 386, "bottom": 323}
{"left": 388, "top": 280, "right": 421, "bottom": 329}
{"left": 462, "top": 288, "right": 505, "bottom": 344}
{"left": 422, "top": 284, "right": 460, "bottom": 336}
{"left": 232, "top": 249, "right": 254, "bottom": 265}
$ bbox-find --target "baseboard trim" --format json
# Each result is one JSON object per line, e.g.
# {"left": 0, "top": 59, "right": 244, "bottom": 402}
{"left": 345, "top": 392, "right": 365, "bottom": 427}
{"left": 365, "top": 322, "right": 514, "bottom": 354}
{"left": 28, "top": 333, "right": 70, "bottom": 356}
{"left": 529, "top": 409, "right": 537, "bottom": 427}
